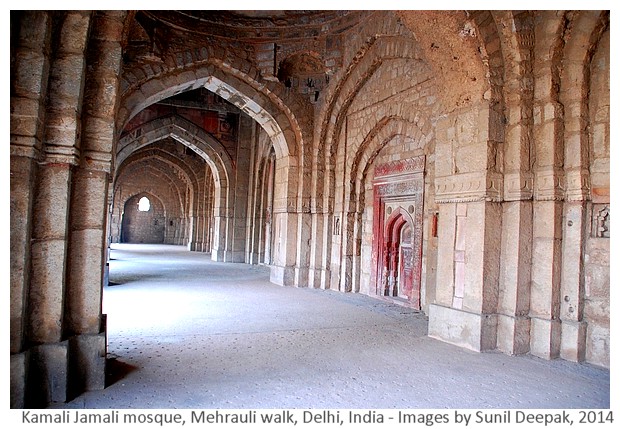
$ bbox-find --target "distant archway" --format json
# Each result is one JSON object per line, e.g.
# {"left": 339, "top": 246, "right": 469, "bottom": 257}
{"left": 121, "top": 193, "right": 166, "bottom": 244}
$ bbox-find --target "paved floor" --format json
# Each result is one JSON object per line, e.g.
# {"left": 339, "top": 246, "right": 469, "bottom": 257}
{"left": 55, "top": 244, "right": 610, "bottom": 409}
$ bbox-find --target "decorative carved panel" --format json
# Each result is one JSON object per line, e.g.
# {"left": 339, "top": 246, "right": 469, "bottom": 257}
{"left": 592, "top": 204, "right": 610, "bottom": 238}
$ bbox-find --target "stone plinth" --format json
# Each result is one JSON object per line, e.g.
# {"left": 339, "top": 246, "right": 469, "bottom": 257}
{"left": 428, "top": 304, "right": 497, "bottom": 352}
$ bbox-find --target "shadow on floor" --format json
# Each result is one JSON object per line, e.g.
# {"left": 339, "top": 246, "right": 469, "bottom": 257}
{"left": 106, "top": 357, "right": 139, "bottom": 388}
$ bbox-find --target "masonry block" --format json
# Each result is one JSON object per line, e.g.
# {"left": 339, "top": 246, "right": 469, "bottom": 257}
{"left": 560, "top": 320, "right": 587, "bottom": 362}
{"left": 27, "top": 341, "right": 68, "bottom": 407}
{"left": 428, "top": 304, "right": 497, "bottom": 352}
{"left": 270, "top": 265, "right": 296, "bottom": 287}
{"left": 529, "top": 317, "right": 561, "bottom": 359}
{"left": 496, "top": 314, "right": 530, "bottom": 355}
{"left": 68, "top": 333, "right": 107, "bottom": 400}
{"left": 585, "top": 323, "right": 609, "bottom": 368}
{"left": 11, "top": 352, "right": 28, "bottom": 408}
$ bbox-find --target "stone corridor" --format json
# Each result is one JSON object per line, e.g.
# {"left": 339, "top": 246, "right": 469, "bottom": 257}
{"left": 51, "top": 244, "right": 609, "bottom": 409}
{"left": 11, "top": 10, "right": 611, "bottom": 408}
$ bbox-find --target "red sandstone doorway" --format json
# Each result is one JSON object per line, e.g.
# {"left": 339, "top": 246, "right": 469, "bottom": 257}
{"left": 370, "top": 157, "right": 425, "bottom": 309}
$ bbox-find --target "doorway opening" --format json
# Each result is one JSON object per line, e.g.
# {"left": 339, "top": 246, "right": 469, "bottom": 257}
{"left": 370, "top": 157, "right": 425, "bottom": 310}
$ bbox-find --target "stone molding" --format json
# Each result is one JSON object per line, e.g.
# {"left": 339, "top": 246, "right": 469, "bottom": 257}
{"left": 434, "top": 171, "right": 503, "bottom": 203}
{"left": 10, "top": 144, "right": 41, "bottom": 160}
{"left": 81, "top": 150, "right": 113, "bottom": 172}
{"left": 374, "top": 155, "right": 426, "bottom": 179}
{"left": 564, "top": 168, "right": 591, "bottom": 202}
{"left": 533, "top": 167, "right": 565, "bottom": 201}
{"left": 503, "top": 171, "right": 534, "bottom": 201}
{"left": 41, "top": 146, "right": 80, "bottom": 166}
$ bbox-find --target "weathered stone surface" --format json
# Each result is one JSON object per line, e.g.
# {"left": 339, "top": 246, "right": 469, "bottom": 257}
{"left": 428, "top": 304, "right": 498, "bottom": 352}
{"left": 10, "top": 352, "right": 27, "bottom": 409}
{"left": 28, "top": 342, "right": 68, "bottom": 407}
{"left": 529, "top": 317, "right": 561, "bottom": 359}
{"left": 560, "top": 320, "right": 587, "bottom": 362}
{"left": 68, "top": 333, "right": 106, "bottom": 396}
{"left": 496, "top": 314, "right": 530, "bottom": 355}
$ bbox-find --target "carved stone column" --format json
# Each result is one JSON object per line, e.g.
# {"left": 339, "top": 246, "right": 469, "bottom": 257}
{"left": 428, "top": 103, "right": 503, "bottom": 352}
{"left": 269, "top": 157, "right": 299, "bottom": 286}
{"left": 26, "top": 11, "right": 91, "bottom": 407}
{"left": 64, "top": 11, "right": 126, "bottom": 396}
{"left": 10, "top": 10, "right": 52, "bottom": 409}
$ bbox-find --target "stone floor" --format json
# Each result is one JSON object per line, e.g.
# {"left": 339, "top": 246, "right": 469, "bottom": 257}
{"left": 53, "top": 244, "right": 610, "bottom": 409}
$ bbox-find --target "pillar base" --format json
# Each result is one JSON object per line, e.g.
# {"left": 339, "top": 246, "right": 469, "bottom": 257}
{"left": 27, "top": 341, "right": 69, "bottom": 407}
{"left": 248, "top": 252, "right": 263, "bottom": 265}
{"left": 294, "top": 266, "right": 309, "bottom": 287}
{"left": 14, "top": 317, "right": 108, "bottom": 408}
{"left": 211, "top": 249, "right": 226, "bottom": 262}
{"left": 270, "top": 265, "right": 295, "bottom": 286}
{"left": 11, "top": 352, "right": 28, "bottom": 408}
{"left": 68, "top": 333, "right": 107, "bottom": 400}
{"left": 308, "top": 267, "right": 331, "bottom": 289}
{"left": 428, "top": 304, "right": 497, "bottom": 352}
{"left": 560, "top": 319, "right": 587, "bottom": 362}
{"left": 496, "top": 314, "right": 531, "bottom": 355}
{"left": 530, "top": 316, "right": 562, "bottom": 359}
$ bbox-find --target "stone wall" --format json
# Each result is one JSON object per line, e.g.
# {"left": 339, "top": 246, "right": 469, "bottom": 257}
{"left": 121, "top": 194, "right": 166, "bottom": 244}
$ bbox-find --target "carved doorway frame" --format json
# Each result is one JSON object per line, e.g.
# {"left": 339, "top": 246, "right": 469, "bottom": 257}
{"left": 370, "top": 156, "right": 425, "bottom": 309}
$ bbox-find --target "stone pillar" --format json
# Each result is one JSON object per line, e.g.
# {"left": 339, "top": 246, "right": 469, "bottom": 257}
{"left": 204, "top": 171, "right": 214, "bottom": 252}
{"left": 557, "top": 22, "right": 594, "bottom": 361}
{"left": 269, "top": 156, "right": 299, "bottom": 285}
{"left": 211, "top": 214, "right": 227, "bottom": 261}
{"left": 531, "top": 102, "right": 564, "bottom": 359}
{"left": 497, "top": 200, "right": 532, "bottom": 355}
{"left": 191, "top": 170, "right": 206, "bottom": 252}
{"left": 497, "top": 48, "right": 535, "bottom": 355}
{"left": 428, "top": 103, "right": 502, "bottom": 353}
{"left": 434, "top": 203, "right": 456, "bottom": 307}
{"left": 308, "top": 138, "right": 333, "bottom": 290}
{"left": 259, "top": 152, "right": 275, "bottom": 265}
{"left": 63, "top": 11, "right": 125, "bottom": 397}
{"left": 270, "top": 212, "right": 298, "bottom": 286}
{"left": 294, "top": 146, "right": 313, "bottom": 287}
{"left": 231, "top": 115, "right": 252, "bottom": 262}
{"left": 26, "top": 11, "right": 91, "bottom": 407}
{"left": 245, "top": 125, "right": 259, "bottom": 263}
{"left": 429, "top": 201, "right": 502, "bottom": 352}
{"left": 65, "top": 9, "right": 124, "bottom": 331}
{"left": 559, "top": 202, "right": 588, "bottom": 361}
{"left": 65, "top": 169, "right": 110, "bottom": 335}
{"left": 339, "top": 211, "right": 357, "bottom": 292}
{"left": 10, "top": 11, "right": 52, "bottom": 408}
{"left": 308, "top": 211, "right": 331, "bottom": 289}
{"left": 294, "top": 211, "right": 312, "bottom": 287}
